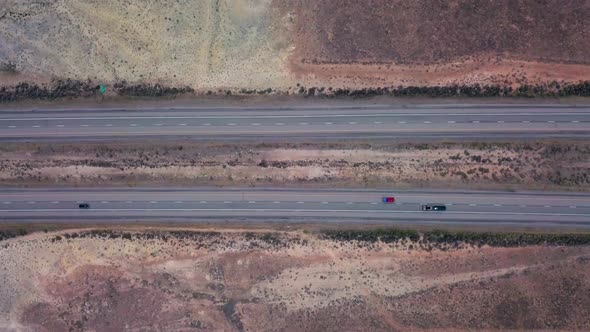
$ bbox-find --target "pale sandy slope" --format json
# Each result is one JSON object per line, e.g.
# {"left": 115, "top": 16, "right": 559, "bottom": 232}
{"left": 0, "top": 0, "right": 293, "bottom": 89}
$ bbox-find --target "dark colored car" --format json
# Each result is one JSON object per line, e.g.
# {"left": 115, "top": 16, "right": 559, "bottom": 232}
{"left": 382, "top": 197, "right": 396, "bottom": 203}
{"left": 421, "top": 204, "right": 446, "bottom": 211}
{"left": 78, "top": 203, "right": 90, "bottom": 209}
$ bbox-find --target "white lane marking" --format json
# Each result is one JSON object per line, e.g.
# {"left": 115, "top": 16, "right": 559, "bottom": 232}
{"left": 174, "top": 201, "right": 184, "bottom": 204}
{"left": 423, "top": 121, "right": 431, "bottom": 124}
{"left": 51, "top": 201, "right": 59, "bottom": 204}
{"left": 3, "top": 202, "right": 11, "bottom": 204}
{"left": 446, "top": 203, "right": 453, "bottom": 206}
{"left": 544, "top": 205, "right": 551, "bottom": 208}
{"left": 227, "top": 123, "right": 237, "bottom": 126}
{"left": 2, "top": 112, "right": 588, "bottom": 122}
{"left": 203, "top": 123, "right": 211, "bottom": 126}
{"left": 248, "top": 201, "right": 256, "bottom": 203}
{"left": 299, "top": 123, "right": 309, "bottom": 125}
{"left": 373, "top": 121, "right": 382, "bottom": 124}
{"left": 154, "top": 123, "right": 163, "bottom": 126}
{"left": 522, "top": 121, "right": 530, "bottom": 123}
{"left": 494, "top": 204, "right": 502, "bottom": 207}
{"left": 273, "top": 201, "right": 280, "bottom": 204}
{"left": 130, "top": 124, "right": 138, "bottom": 126}
{"left": 346, "top": 202, "right": 353, "bottom": 204}
{"left": 324, "top": 122, "right": 333, "bottom": 125}
{"left": 8, "top": 126, "right": 16, "bottom": 128}
{"left": 572, "top": 120, "right": 580, "bottom": 123}
{"left": 570, "top": 206, "right": 577, "bottom": 208}
{"left": 322, "top": 202, "right": 329, "bottom": 204}
{"left": 472, "top": 121, "right": 480, "bottom": 123}
{"left": 371, "top": 202, "right": 378, "bottom": 205}
{"left": 100, "top": 201, "right": 109, "bottom": 204}
{"left": 33, "top": 125, "right": 41, "bottom": 128}
{"left": 223, "top": 201, "right": 232, "bottom": 203}
{"left": 519, "top": 204, "right": 527, "bottom": 207}
{"left": 105, "top": 124, "right": 113, "bottom": 127}
{"left": 275, "top": 123, "right": 285, "bottom": 126}
{"left": 497, "top": 121, "right": 504, "bottom": 123}
{"left": 178, "top": 124, "right": 187, "bottom": 126}
{"left": 448, "top": 121, "right": 456, "bottom": 124}
{"left": 251, "top": 123, "right": 260, "bottom": 126}
{"left": 5, "top": 208, "right": 590, "bottom": 217}
{"left": 56, "top": 125, "right": 65, "bottom": 127}
{"left": 548, "top": 121, "right": 555, "bottom": 123}
{"left": 199, "top": 201, "right": 206, "bottom": 204}
{"left": 28, "top": 201, "right": 36, "bottom": 204}
{"left": 150, "top": 201, "right": 158, "bottom": 204}
{"left": 297, "top": 201, "right": 305, "bottom": 204}
{"left": 125, "top": 201, "right": 133, "bottom": 204}
{"left": 81, "top": 124, "right": 89, "bottom": 127}
{"left": 348, "top": 122, "right": 357, "bottom": 124}
{"left": 469, "top": 204, "right": 477, "bottom": 206}
{"left": 397, "top": 121, "right": 406, "bottom": 124}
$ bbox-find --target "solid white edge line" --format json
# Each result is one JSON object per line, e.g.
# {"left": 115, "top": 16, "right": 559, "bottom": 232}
{"left": 2, "top": 208, "right": 589, "bottom": 217}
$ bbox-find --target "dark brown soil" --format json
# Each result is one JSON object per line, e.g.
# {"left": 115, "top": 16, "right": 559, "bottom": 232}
{"left": 286, "top": 0, "right": 590, "bottom": 65}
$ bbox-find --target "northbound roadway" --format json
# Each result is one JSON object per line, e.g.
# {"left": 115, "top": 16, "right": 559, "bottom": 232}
{"left": 1, "top": 188, "right": 589, "bottom": 227}
{"left": 1, "top": 104, "right": 589, "bottom": 140}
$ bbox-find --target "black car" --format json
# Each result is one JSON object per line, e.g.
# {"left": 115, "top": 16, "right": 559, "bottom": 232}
{"left": 78, "top": 203, "right": 90, "bottom": 209}
{"left": 421, "top": 204, "right": 446, "bottom": 211}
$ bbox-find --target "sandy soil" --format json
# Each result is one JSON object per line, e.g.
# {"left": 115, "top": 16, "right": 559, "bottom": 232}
{"left": 1, "top": 140, "right": 588, "bottom": 191}
{"left": 1, "top": 0, "right": 589, "bottom": 93}
{"left": 1, "top": 228, "right": 590, "bottom": 331}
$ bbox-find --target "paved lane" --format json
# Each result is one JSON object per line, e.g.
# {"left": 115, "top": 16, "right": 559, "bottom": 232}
{"left": 1, "top": 188, "right": 589, "bottom": 226}
{"left": 1, "top": 105, "right": 589, "bottom": 140}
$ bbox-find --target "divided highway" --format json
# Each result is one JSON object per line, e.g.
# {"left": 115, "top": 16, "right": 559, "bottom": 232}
{"left": 1, "top": 188, "right": 589, "bottom": 227}
{"left": 1, "top": 104, "right": 589, "bottom": 140}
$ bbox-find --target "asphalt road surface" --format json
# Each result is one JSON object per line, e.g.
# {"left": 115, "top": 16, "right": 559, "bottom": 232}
{"left": 1, "top": 188, "right": 589, "bottom": 227}
{"left": 1, "top": 104, "right": 589, "bottom": 140}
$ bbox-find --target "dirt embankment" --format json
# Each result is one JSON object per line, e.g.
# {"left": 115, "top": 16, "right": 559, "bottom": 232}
{"left": 1, "top": 228, "right": 590, "bottom": 331}
{"left": 283, "top": 0, "right": 590, "bottom": 89}
{"left": 1, "top": 140, "right": 589, "bottom": 191}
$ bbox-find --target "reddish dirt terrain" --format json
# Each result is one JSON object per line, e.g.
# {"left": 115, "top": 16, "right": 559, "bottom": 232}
{"left": 281, "top": 0, "right": 590, "bottom": 89}
{"left": 1, "top": 229, "right": 590, "bottom": 331}
{"left": 286, "top": 0, "right": 590, "bottom": 65}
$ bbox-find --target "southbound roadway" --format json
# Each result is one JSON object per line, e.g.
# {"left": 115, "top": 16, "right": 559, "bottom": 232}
{"left": 0, "top": 188, "right": 589, "bottom": 228}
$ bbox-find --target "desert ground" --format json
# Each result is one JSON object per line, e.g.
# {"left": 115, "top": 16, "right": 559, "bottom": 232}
{"left": 1, "top": 140, "right": 588, "bottom": 191}
{"left": 1, "top": 1, "right": 590, "bottom": 331}
{"left": 1, "top": 0, "right": 590, "bottom": 97}
{"left": 1, "top": 228, "right": 590, "bottom": 331}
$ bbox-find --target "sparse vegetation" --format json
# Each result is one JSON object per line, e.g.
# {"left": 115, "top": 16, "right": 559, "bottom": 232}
{"left": 0, "top": 61, "right": 17, "bottom": 73}
{"left": 323, "top": 228, "right": 590, "bottom": 247}
{"left": 0, "top": 229, "right": 27, "bottom": 242}
{"left": 0, "top": 140, "right": 588, "bottom": 190}
{"left": 292, "top": 81, "right": 590, "bottom": 98}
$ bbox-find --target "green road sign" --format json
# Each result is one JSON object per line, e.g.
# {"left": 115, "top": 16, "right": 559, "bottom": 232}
{"left": 100, "top": 84, "right": 106, "bottom": 94}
